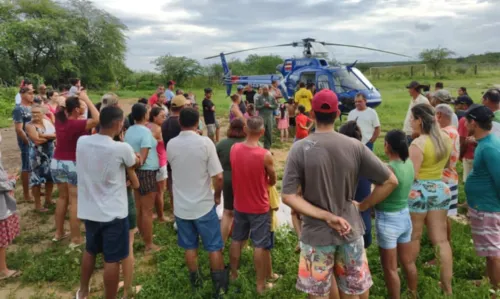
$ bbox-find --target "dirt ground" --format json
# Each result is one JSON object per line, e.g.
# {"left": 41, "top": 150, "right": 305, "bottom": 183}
{"left": 0, "top": 99, "right": 290, "bottom": 298}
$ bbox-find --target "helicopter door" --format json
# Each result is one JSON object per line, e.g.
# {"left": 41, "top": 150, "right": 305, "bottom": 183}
{"left": 316, "top": 73, "right": 331, "bottom": 92}
{"left": 299, "top": 72, "right": 316, "bottom": 85}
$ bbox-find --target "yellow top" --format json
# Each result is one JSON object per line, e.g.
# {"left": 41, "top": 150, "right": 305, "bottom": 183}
{"left": 294, "top": 88, "right": 313, "bottom": 112}
{"left": 268, "top": 185, "right": 280, "bottom": 232}
{"left": 412, "top": 134, "right": 451, "bottom": 180}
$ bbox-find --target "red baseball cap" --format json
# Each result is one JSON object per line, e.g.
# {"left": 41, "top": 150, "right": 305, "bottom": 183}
{"left": 168, "top": 80, "right": 176, "bottom": 86}
{"left": 312, "top": 89, "right": 339, "bottom": 113}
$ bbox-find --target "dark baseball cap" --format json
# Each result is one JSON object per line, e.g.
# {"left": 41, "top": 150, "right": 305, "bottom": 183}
{"left": 465, "top": 104, "right": 494, "bottom": 122}
{"left": 454, "top": 95, "right": 473, "bottom": 106}
{"left": 204, "top": 87, "right": 212, "bottom": 94}
{"left": 406, "top": 81, "right": 423, "bottom": 89}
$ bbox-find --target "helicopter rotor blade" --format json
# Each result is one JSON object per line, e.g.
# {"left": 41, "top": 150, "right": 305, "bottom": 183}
{"left": 204, "top": 43, "right": 297, "bottom": 59}
{"left": 319, "top": 42, "right": 412, "bottom": 58}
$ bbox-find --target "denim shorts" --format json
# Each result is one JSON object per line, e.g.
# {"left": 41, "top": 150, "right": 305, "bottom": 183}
{"left": 50, "top": 159, "right": 78, "bottom": 185}
{"left": 375, "top": 208, "right": 412, "bottom": 249}
{"left": 18, "top": 140, "right": 31, "bottom": 172}
{"left": 266, "top": 232, "right": 275, "bottom": 250}
{"left": 232, "top": 210, "right": 271, "bottom": 249}
{"left": 175, "top": 206, "right": 223, "bottom": 252}
{"left": 85, "top": 217, "right": 130, "bottom": 263}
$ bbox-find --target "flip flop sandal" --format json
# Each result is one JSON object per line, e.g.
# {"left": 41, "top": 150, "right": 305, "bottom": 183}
{"left": 37, "top": 207, "right": 49, "bottom": 213}
{"left": 75, "top": 288, "right": 90, "bottom": 299}
{"left": 52, "top": 233, "right": 70, "bottom": 242}
{"left": 0, "top": 270, "right": 22, "bottom": 281}
{"left": 266, "top": 274, "right": 282, "bottom": 283}
{"left": 69, "top": 242, "right": 85, "bottom": 250}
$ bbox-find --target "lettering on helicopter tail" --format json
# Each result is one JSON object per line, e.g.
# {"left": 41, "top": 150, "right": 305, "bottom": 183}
{"left": 284, "top": 62, "right": 292, "bottom": 72}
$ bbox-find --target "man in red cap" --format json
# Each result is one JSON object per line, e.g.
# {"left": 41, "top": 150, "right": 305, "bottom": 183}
{"left": 282, "top": 89, "right": 398, "bottom": 299}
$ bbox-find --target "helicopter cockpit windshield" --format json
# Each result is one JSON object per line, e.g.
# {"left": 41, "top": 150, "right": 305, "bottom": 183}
{"left": 333, "top": 68, "right": 373, "bottom": 93}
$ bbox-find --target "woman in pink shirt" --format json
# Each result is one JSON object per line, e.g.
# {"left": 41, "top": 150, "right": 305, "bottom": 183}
{"left": 50, "top": 92, "right": 99, "bottom": 247}
{"left": 147, "top": 107, "right": 168, "bottom": 222}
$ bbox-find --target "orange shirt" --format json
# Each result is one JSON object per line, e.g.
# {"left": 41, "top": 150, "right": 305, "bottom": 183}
{"left": 295, "top": 114, "right": 311, "bottom": 139}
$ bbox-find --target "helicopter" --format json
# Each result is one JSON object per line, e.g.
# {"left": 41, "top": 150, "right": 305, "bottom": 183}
{"left": 205, "top": 38, "right": 411, "bottom": 115}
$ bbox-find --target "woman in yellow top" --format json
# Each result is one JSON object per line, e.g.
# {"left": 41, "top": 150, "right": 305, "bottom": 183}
{"left": 407, "top": 103, "right": 453, "bottom": 296}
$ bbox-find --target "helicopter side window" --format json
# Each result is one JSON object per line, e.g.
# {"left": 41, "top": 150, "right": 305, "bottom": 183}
{"left": 299, "top": 72, "right": 316, "bottom": 85}
{"left": 317, "top": 74, "right": 330, "bottom": 91}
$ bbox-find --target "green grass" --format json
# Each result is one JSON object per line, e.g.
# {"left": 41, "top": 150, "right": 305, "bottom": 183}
{"left": 4, "top": 75, "right": 500, "bottom": 298}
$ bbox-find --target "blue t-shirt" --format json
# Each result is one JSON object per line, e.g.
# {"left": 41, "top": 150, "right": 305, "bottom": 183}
{"left": 12, "top": 105, "right": 32, "bottom": 146}
{"left": 165, "top": 90, "right": 175, "bottom": 102}
{"left": 124, "top": 125, "right": 159, "bottom": 171}
{"left": 465, "top": 134, "right": 500, "bottom": 212}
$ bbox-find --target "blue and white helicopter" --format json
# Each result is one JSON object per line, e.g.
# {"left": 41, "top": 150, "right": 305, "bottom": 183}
{"left": 205, "top": 38, "right": 411, "bottom": 115}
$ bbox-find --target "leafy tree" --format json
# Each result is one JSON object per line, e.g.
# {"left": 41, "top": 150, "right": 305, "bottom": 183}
{"left": 153, "top": 54, "right": 201, "bottom": 86}
{"left": 419, "top": 47, "right": 456, "bottom": 77}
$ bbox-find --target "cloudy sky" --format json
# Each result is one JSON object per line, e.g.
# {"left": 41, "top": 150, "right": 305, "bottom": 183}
{"left": 94, "top": 0, "right": 500, "bottom": 71}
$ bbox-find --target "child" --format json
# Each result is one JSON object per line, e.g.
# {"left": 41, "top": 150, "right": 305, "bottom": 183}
{"left": 294, "top": 105, "right": 313, "bottom": 142}
{"left": 244, "top": 104, "right": 258, "bottom": 119}
{"left": 278, "top": 101, "right": 289, "bottom": 142}
{"left": 266, "top": 185, "right": 281, "bottom": 285}
{"left": 0, "top": 143, "right": 21, "bottom": 280}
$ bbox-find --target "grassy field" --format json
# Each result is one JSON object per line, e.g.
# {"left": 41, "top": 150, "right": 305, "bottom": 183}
{"left": 2, "top": 76, "right": 500, "bottom": 299}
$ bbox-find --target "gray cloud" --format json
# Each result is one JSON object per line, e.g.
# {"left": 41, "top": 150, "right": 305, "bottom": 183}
{"left": 94, "top": 0, "right": 500, "bottom": 71}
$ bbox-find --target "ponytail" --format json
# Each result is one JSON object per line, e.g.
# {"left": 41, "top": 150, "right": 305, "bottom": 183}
{"left": 339, "top": 120, "right": 362, "bottom": 141}
{"left": 385, "top": 130, "right": 409, "bottom": 161}
{"left": 56, "top": 96, "right": 80, "bottom": 123}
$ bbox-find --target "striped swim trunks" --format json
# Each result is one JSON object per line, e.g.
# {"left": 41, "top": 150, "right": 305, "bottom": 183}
{"left": 136, "top": 169, "right": 158, "bottom": 196}
{"left": 447, "top": 183, "right": 458, "bottom": 216}
{"left": 469, "top": 207, "right": 500, "bottom": 257}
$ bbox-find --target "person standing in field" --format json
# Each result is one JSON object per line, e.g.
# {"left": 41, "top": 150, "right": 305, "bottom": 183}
{"left": 75, "top": 106, "right": 140, "bottom": 299}
{"left": 294, "top": 105, "right": 313, "bottom": 142}
{"left": 167, "top": 108, "right": 228, "bottom": 297}
{"left": 51, "top": 93, "right": 100, "bottom": 247}
{"left": 147, "top": 107, "right": 168, "bottom": 223}
{"left": 278, "top": 100, "right": 290, "bottom": 142}
{"left": 481, "top": 89, "right": 500, "bottom": 136}
{"left": 243, "top": 85, "right": 256, "bottom": 105}
{"left": 216, "top": 119, "right": 246, "bottom": 243}
{"left": 229, "top": 116, "right": 277, "bottom": 294}
{"left": 255, "top": 85, "right": 278, "bottom": 150}
{"left": 165, "top": 80, "right": 176, "bottom": 103}
{"left": 354, "top": 130, "right": 416, "bottom": 299}
{"left": 403, "top": 81, "right": 430, "bottom": 144}
{"left": 294, "top": 82, "right": 313, "bottom": 116}
{"left": 282, "top": 89, "right": 398, "bottom": 299}
{"left": 454, "top": 95, "right": 473, "bottom": 120}
{"left": 148, "top": 85, "right": 165, "bottom": 107}
{"left": 12, "top": 86, "right": 34, "bottom": 203}
{"left": 407, "top": 103, "right": 453, "bottom": 295}
{"left": 229, "top": 94, "right": 245, "bottom": 122}
{"left": 458, "top": 87, "right": 468, "bottom": 96}
{"left": 348, "top": 93, "right": 381, "bottom": 150}
{"left": 124, "top": 103, "right": 161, "bottom": 253}
{"left": 463, "top": 105, "right": 500, "bottom": 297}
{"left": 202, "top": 88, "right": 220, "bottom": 143}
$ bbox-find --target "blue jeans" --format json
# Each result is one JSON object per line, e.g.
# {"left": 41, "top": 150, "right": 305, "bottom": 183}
{"left": 175, "top": 206, "right": 223, "bottom": 252}
{"left": 375, "top": 208, "right": 412, "bottom": 249}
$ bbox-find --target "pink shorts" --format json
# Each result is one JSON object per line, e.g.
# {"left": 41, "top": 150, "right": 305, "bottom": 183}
{"left": 469, "top": 207, "right": 500, "bottom": 257}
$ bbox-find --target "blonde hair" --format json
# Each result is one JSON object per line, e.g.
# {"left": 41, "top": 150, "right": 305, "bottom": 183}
{"left": 411, "top": 103, "right": 449, "bottom": 161}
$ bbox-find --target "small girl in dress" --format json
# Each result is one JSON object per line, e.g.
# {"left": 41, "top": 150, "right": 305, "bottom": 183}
{"left": 278, "top": 101, "right": 289, "bottom": 142}
{"left": 244, "top": 104, "right": 258, "bottom": 119}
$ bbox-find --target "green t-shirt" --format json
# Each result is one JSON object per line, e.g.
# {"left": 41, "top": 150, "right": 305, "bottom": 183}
{"left": 494, "top": 110, "right": 500, "bottom": 123}
{"left": 375, "top": 159, "right": 415, "bottom": 212}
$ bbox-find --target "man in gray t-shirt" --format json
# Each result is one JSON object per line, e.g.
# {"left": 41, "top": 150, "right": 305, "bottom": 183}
{"left": 282, "top": 89, "right": 398, "bottom": 298}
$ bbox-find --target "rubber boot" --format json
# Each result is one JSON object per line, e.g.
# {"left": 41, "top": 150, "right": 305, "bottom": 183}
{"left": 189, "top": 270, "right": 203, "bottom": 291}
{"left": 211, "top": 266, "right": 230, "bottom": 298}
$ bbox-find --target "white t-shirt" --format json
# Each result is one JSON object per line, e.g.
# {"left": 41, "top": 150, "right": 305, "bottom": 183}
{"left": 403, "top": 94, "right": 430, "bottom": 135}
{"left": 347, "top": 107, "right": 381, "bottom": 144}
{"left": 15, "top": 93, "right": 21, "bottom": 105}
{"left": 76, "top": 134, "right": 136, "bottom": 222}
{"left": 167, "top": 130, "right": 223, "bottom": 220}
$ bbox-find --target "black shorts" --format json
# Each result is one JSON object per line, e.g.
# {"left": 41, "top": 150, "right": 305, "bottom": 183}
{"left": 289, "top": 117, "right": 296, "bottom": 127}
{"left": 223, "top": 182, "right": 234, "bottom": 210}
{"left": 136, "top": 169, "right": 158, "bottom": 195}
{"left": 232, "top": 210, "right": 271, "bottom": 249}
{"left": 85, "top": 217, "right": 129, "bottom": 263}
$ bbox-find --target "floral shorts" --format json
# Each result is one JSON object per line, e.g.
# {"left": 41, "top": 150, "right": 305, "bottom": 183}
{"left": 408, "top": 180, "right": 451, "bottom": 213}
{"left": 50, "top": 159, "right": 78, "bottom": 185}
{"left": 296, "top": 237, "right": 372, "bottom": 297}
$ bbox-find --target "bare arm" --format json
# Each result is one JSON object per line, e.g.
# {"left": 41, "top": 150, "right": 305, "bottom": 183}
{"left": 409, "top": 144, "right": 423, "bottom": 179}
{"left": 232, "top": 104, "right": 244, "bottom": 120}
{"left": 139, "top": 148, "right": 150, "bottom": 166}
{"left": 370, "top": 127, "right": 381, "bottom": 143}
{"left": 126, "top": 167, "right": 140, "bottom": 189}
{"left": 264, "top": 152, "right": 277, "bottom": 186}
{"left": 358, "top": 171, "right": 399, "bottom": 211}
{"left": 80, "top": 92, "right": 100, "bottom": 130}
{"left": 152, "top": 125, "right": 162, "bottom": 142}
{"left": 14, "top": 123, "right": 29, "bottom": 145}
{"left": 26, "top": 124, "right": 48, "bottom": 145}
{"left": 212, "top": 172, "right": 223, "bottom": 205}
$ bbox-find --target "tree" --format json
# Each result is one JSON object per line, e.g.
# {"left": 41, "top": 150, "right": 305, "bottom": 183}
{"left": 419, "top": 47, "right": 456, "bottom": 77}
{"left": 0, "top": 0, "right": 128, "bottom": 88}
{"left": 153, "top": 55, "right": 201, "bottom": 86}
